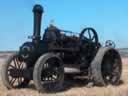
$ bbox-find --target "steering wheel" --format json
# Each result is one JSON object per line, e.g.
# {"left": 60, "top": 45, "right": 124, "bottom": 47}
{"left": 79, "top": 27, "right": 98, "bottom": 44}
{"left": 105, "top": 40, "right": 116, "bottom": 48}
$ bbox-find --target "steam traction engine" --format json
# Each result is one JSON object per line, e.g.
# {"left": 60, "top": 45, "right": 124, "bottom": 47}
{"left": 1, "top": 4, "right": 122, "bottom": 92}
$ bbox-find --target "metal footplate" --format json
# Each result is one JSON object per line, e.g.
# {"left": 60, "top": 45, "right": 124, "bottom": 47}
{"left": 64, "top": 67, "right": 80, "bottom": 74}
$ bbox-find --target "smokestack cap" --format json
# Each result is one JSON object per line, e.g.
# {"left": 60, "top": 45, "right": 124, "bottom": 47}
{"left": 33, "top": 4, "right": 44, "bottom": 13}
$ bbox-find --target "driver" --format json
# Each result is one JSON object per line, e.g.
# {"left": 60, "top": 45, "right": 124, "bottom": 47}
{"left": 43, "top": 22, "right": 61, "bottom": 42}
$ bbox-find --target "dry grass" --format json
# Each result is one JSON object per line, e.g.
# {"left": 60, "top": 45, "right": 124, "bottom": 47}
{"left": 0, "top": 57, "right": 128, "bottom": 96}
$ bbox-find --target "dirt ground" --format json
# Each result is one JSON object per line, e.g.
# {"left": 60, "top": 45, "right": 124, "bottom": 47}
{"left": 0, "top": 56, "right": 128, "bottom": 96}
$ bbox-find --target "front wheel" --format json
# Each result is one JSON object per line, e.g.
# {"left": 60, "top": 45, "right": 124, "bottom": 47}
{"left": 33, "top": 53, "right": 64, "bottom": 92}
{"left": 1, "top": 53, "right": 30, "bottom": 89}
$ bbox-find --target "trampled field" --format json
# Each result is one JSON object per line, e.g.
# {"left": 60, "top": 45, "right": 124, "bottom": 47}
{"left": 0, "top": 55, "right": 128, "bottom": 96}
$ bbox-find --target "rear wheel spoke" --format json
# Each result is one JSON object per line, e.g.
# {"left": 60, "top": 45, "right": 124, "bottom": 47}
{"left": 101, "top": 50, "right": 122, "bottom": 85}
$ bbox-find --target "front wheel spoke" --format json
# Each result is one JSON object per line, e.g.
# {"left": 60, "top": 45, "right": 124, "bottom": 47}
{"left": 13, "top": 59, "right": 18, "bottom": 68}
{"left": 10, "top": 78, "right": 17, "bottom": 86}
{"left": 15, "top": 58, "right": 19, "bottom": 68}
{"left": 18, "top": 77, "right": 21, "bottom": 85}
{"left": 16, "top": 58, "right": 20, "bottom": 68}
{"left": 19, "top": 61, "right": 23, "bottom": 68}
{"left": 9, "top": 78, "right": 14, "bottom": 84}
{"left": 9, "top": 65, "right": 16, "bottom": 69}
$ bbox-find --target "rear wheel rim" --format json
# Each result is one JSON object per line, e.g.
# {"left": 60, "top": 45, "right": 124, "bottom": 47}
{"left": 101, "top": 50, "right": 122, "bottom": 85}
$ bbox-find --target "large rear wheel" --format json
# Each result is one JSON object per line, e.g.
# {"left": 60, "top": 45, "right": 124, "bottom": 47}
{"left": 91, "top": 47, "right": 122, "bottom": 85}
{"left": 33, "top": 53, "right": 64, "bottom": 92}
